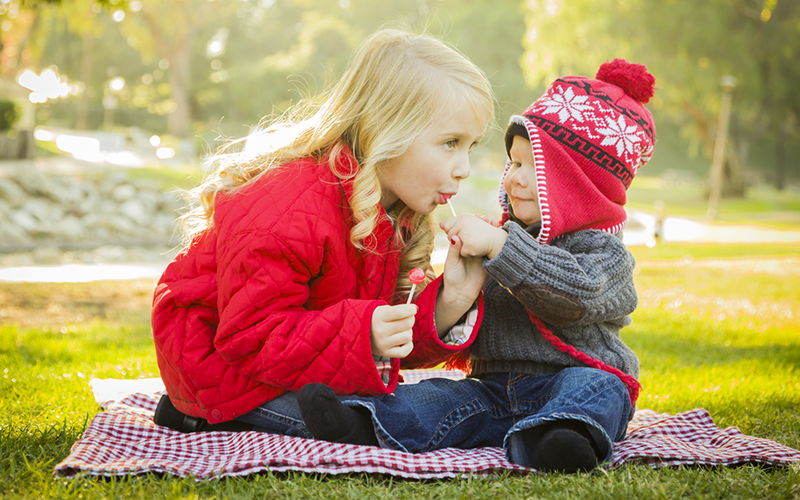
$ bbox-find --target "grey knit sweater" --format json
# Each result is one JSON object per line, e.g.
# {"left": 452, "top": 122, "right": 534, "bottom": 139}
{"left": 469, "top": 222, "right": 640, "bottom": 379}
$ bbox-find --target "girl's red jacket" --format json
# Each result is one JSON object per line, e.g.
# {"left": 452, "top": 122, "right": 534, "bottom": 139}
{"left": 151, "top": 149, "right": 480, "bottom": 423}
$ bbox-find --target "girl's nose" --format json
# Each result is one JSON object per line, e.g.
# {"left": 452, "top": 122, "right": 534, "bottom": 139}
{"left": 453, "top": 152, "right": 471, "bottom": 180}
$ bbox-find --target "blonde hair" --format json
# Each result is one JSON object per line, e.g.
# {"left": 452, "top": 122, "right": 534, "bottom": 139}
{"left": 181, "top": 28, "right": 494, "bottom": 302}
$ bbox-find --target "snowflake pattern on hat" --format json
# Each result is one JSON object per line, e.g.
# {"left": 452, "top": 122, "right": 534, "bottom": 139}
{"left": 536, "top": 85, "right": 593, "bottom": 123}
{"left": 530, "top": 82, "right": 650, "bottom": 183}
{"left": 597, "top": 115, "right": 643, "bottom": 157}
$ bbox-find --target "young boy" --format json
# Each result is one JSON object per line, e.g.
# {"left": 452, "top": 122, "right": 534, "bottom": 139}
{"left": 298, "top": 59, "right": 656, "bottom": 473}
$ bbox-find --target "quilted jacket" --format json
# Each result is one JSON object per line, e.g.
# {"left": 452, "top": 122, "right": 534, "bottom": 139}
{"left": 152, "top": 148, "right": 479, "bottom": 423}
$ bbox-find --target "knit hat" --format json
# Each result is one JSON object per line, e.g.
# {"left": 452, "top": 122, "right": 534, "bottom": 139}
{"left": 499, "top": 58, "right": 656, "bottom": 244}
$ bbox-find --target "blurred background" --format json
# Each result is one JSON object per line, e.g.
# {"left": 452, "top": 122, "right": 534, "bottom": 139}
{"left": 0, "top": 0, "right": 798, "bottom": 281}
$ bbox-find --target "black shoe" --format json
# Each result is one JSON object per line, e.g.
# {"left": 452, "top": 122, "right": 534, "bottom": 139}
{"left": 153, "top": 394, "right": 253, "bottom": 433}
{"left": 529, "top": 421, "right": 601, "bottom": 473}
{"left": 298, "top": 383, "right": 378, "bottom": 446}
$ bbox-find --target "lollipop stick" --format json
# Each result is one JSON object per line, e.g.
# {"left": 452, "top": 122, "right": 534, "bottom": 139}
{"left": 447, "top": 199, "right": 457, "bottom": 217}
{"left": 406, "top": 284, "right": 417, "bottom": 304}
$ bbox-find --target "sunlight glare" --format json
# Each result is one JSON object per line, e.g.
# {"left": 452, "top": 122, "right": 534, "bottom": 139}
{"left": 55, "top": 135, "right": 101, "bottom": 160}
{"left": 109, "top": 77, "right": 125, "bottom": 91}
{"left": 156, "top": 147, "right": 175, "bottom": 159}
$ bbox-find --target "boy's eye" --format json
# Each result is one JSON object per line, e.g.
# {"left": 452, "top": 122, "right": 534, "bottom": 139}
{"left": 509, "top": 161, "right": 521, "bottom": 169}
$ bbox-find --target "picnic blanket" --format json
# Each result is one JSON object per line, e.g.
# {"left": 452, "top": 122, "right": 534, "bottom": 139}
{"left": 54, "top": 371, "right": 800, "bottom": 479}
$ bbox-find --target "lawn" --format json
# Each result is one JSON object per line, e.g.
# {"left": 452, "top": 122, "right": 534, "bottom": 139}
{"left": 0, "top": 243, "right": 799, "bottom": 499}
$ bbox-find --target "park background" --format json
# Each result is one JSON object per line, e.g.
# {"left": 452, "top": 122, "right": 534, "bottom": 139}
{"left": 1, "top": 0, "right": 799, "bottom": 499}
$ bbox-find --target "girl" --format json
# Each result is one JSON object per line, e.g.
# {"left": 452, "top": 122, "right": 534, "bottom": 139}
{"left": 151, "top": 28, "right": 494, "bottom": 434}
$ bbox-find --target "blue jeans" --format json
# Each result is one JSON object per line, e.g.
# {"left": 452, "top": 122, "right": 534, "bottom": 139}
{"left": 237, "top": 367, "right": 630, "bottom": 467}
{"left": 235, "top": 391, "right": 312, "bottom": 438}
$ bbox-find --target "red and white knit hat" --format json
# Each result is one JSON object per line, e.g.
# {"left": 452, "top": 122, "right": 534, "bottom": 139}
{"left": 500, "top": 58, "right": 656, "bottom": 244}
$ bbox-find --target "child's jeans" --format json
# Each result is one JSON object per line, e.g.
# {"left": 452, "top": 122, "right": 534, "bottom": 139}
{"left": 236, "top": 367, "right": 631, "bottom": 466}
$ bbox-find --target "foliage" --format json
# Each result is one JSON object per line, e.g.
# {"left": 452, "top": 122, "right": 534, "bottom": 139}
{"left": 21, "top": 0, "right": 534, "bottom": 148}
{"left": 7, "top": 0, "right": 800, "bottom": 186}
{"left": 520, "top": 0, "right": 800, "bottom": 187}
{"left": 0, "top": 244, "right": 799, "bottom": 499}
{"left": 0, "top": 98, "right": 20, "bottom": 130}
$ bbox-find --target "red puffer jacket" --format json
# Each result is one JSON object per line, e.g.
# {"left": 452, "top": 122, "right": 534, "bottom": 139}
{"left": 152, "top": 149, "right": 480, "bottom": 423}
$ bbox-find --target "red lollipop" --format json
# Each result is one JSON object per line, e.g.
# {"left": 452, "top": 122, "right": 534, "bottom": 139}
{"left": 406, "top": 268, "right": 425, "bottom": 304}
{"left": 409, "top": 268, "right": 426, "bottom": 285}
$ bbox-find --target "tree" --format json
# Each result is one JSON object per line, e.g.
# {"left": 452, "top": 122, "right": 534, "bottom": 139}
{"left": 28, "top": 0, "right": 533, "bottom": 155}
{"left": 520, "top": 0, "right": 800, "bottom": 194}
{"left": 0, "top": 0, "right": 62, "bottom": 77}
{"left": 111, "top": 0, "right": 239, "bottom": 138}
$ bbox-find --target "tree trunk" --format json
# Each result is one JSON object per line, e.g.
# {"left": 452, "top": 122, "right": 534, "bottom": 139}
{"left": 166, "top": 53, "right": 192, "bottom": 138}
{"left": 683, "top": 100, "right": 716, "bottom": 159}
{"left": 775, "top": 117, "right": 786, "bottom": 191}
{"left": 13, "top": 10, "right": 41, "bottom": 70}
{"left": 138, "top": 9, "right": 195, "bottom": 139}
{"left": 722, "top": 140, "right": 747, "bottom": 198}
{"left": 76, "top": 31, "right": 94, "bottom": 130}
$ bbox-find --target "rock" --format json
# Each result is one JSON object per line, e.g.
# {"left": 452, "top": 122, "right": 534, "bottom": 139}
{"left": 0, "top": 199, "right": 10, "bottom": 217}
{"left": 96, "top": 199, "right": 118, "bottom": 216}
{"left": 119, "top": 198, "right": 149, "bottom": 226}
{"left": 0, "top": 177, "right": 26, "bottom": 207}
{"left": 112, "top": 184, "right": 137, "bottom": 202}
{"left": 0, "top": 220, "right": 32, "bottom": 244}
{"left": 52, "top": 215, "right": 87, "bottom": 241}
{"left": 12, "top": 167, "right": 51, "bottom": 196}
{"left": 0, "top": 167, "right": 186, "bottom": 256}
{"left": 136, "top": 188, "right": 161, "bottom": 213}
{"left": 46, "top": 176, "right": 86, "bottom": 205}
{"left": 154, "top": 213, "right": 179, "bottom": 234}
{"left": 98, "top": 213, "right": 137, "bottom": 235}
{"left": 20, "top": 198, "right": 65, "bottom": 223}
{"left": 159, "top": 191, "right": 185, "bottom": 212}
{"left": 7, "top": 209, "right": 40, "bottom": 232}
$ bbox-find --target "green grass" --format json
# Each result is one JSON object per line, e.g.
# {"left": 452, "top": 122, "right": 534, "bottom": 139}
{"left": 625, "top": 177, "right": 800, "bottom": 227}
{"left": 1, "top": 244, "right": 799, "bottom": 499}
{"left": 630, "top": 243, "right": 800, "bottom": 260}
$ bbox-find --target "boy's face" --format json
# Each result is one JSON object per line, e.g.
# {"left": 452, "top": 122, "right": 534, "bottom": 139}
{"left": 503, "top": 135, "right": 541, "bottom": 226}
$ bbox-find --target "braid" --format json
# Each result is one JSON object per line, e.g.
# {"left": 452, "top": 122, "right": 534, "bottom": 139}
{"left": 527, "top": 311, "right": 640, "bottom": 408}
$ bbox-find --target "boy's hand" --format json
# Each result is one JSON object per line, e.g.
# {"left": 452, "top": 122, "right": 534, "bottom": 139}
{"left": 370, "top": 304, "right": 416, "bottom": 358}
{"left": 440, "top": 214, "right": 508, "bottom": 260}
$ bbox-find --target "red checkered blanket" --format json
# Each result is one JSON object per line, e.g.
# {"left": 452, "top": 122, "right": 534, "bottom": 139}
{"left": 54, "top": 373, "right": 800, "bottom": 479}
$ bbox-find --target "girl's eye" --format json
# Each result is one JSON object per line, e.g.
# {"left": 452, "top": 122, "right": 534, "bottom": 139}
{"left": 443, "top": 139, "right": 458, "bottom": 150}
{"left": 468, "top": 142, "right": 480, "bottom": 154}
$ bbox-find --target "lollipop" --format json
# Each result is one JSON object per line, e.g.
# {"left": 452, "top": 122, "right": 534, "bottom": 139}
{"left": 446, "top": 199, "right": 457, "bottom": 217}
{"left": 406, "top": 268, "right": 426, "bottom": 304}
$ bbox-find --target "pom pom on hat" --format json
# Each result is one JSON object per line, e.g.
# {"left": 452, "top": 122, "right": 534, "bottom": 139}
{"left": 596, "top": 58, "right": 655, "bottom": 104}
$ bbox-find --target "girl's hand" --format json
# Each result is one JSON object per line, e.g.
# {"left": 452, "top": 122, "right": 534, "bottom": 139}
{"left": 440, "top": 214, "right": 508, "bottom": 260}
{"left": 433, "top": 234, "right": 488, "bottom": 336}
{"left": 370, "top": 304, "right": 416, "bottom": 358}
{"left": 477, "top": 215, "right": 501, "bottom": 228}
